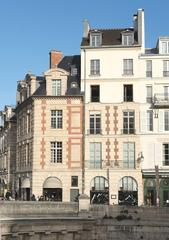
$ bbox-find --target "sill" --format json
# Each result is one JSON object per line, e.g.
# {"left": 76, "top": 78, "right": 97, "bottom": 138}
{"left": 89, "top": 74, "right": 100, "bottom": 77}
{"left": 122, "top": 74, "right": 134, "bottom": 76}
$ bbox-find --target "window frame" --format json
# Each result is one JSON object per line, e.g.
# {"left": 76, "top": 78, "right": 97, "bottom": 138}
{"left": 89, "top": 113, "right": 101, "bottom": 134}
{"left": 91, "top": 85, "right": 100, "bottom": 102}
{"left": 123, "top": 110, "right": 135, "bottom": 134}
{"left": 90, "top": 59, "right": 100, "bottom": 75}
{"left": 124, "top": 84, "right": 133, "bottom": 102}
{"left": 50, "top": 141, "right": 62, "bottom": 163}
{"left": 51, "top": 110, "right": 63, "bottom": 129}
{"left": 90, "top": 34, "right": 102, "bottom": 47}
{"left": 52, "top": 79, "right": 61, "bottom": 96}
{"left": 163, "top": 60, "right": 169, "bottom": 77}
{"left": 90, "top": 142, "right": 102, "bottom": 169}
{"left": 163, "top": 143, "right": 169, "bottom": 166}
{"left": 122, "top": 33, "right": 134, "bottom": 46}
{"left": 146, "top": 60, "right": 152, "bottom": 78}
{"left": 123, "top": 59, "right": 133, "bottom": 75}
{"left": 123, "top": 142, "right": 135, "bottom": 169}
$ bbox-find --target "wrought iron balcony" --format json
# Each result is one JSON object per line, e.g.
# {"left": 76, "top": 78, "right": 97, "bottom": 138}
{"left": 154, "top": 94, "right": 169, "bottom": 106}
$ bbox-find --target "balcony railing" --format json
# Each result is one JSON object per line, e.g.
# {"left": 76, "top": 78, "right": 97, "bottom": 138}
{"left": 121, "top": 128, "right": 136, "bottom": 134}
{"left": 154, "top": 94, "right": 169, "bottom": 106}
{"left": 87, "top": 128, "right": 102, "bottom": 135}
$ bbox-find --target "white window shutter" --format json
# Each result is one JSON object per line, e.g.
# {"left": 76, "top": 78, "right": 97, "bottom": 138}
{"left": 140, "top": 111, "right": 147, "bottom": 133}
{"left": 158, "top": 111, "right": 164, "bottom": 132}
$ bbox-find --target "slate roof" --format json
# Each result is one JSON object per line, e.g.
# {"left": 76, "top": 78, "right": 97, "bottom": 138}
{"left": 33, "top": 55, "right": 81, "bottom": 96}
{"left": 81, "top": 28, "right": 138, "bottom": 46}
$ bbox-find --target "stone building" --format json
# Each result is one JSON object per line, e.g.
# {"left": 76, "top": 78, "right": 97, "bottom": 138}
{"left": 15, "top": 51, "right": 83, "bottom": 201}
{"left": 0, "top": 106, "right": 16, "bottom": 197}
{"left": 80, "top": 9, "right": 169, "bottom": 206}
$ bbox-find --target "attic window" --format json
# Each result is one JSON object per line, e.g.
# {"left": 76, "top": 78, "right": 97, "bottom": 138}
{"left": 71, "top": 66, "right": 78, "bottom": 76}
{"left": 71, "top": 82, "right": 77, "bottom": 88}
{"left": 90, "top": 33, "right": 102, "bottom": 47}
{"left": 122, "top": 32, "right": 134, "bottom": 46}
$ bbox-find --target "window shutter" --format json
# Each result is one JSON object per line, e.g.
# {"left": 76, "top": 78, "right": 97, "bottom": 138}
{"left": 140, "top": 111, "right": 147, "bottom": 132}
{"left": 158, "top": 111, "right": 164, "bottom": 132}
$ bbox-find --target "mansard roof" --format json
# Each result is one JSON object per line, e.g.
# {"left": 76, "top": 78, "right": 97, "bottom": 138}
{"left": 81, "top": 28, "right": 138, "bottom": 47}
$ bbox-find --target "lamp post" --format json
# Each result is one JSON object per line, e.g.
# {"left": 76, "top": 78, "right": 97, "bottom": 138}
{"left": 155, "top": 165, "right": 160, "bottom": 207}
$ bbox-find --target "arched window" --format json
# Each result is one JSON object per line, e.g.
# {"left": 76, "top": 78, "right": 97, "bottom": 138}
{"left": 91, "top": 176, "right": 108, "bottom": 191}
{"left": 119, "top": 176, "right": 138, "bottom": 191}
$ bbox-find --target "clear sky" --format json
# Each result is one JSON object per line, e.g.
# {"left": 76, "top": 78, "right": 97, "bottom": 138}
{"left": 1, "top": 0, "right": 169, "bottom": 110}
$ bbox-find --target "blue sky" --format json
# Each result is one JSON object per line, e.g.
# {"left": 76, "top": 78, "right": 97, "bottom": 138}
{"left": 0, "top": 0, "right": 169, "bottom": 109}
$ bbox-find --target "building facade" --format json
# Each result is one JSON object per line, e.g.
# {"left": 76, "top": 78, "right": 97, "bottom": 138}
{"left": 81, "top": 9, "right": 169, "bottom": 206}
{"left": 0, "top": 106, "right": 16, "bottom": 197}
{"left": 15, "top": 51, "right": 83, "bottom": 201}
{"left": 0, "top": 9, "right": 169, "bottom": 206}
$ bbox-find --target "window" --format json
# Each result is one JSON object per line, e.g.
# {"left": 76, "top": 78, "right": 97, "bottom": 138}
{"left": 71, "top": 66, "right": 78, "bottom": 76}
{"left": 124, "top": 85, "right": 133, "bottom": 102}
{"left": 90, "top": 143, "right": 102, "bottom": 168}
{"left": 123, "top": 111, "right": 135, "bottom": 134}
{"left": 164, "top": 86, "right": 169, "bottom": 101}
{"left": 147, "top": 110, "right": 153, "bottom": 131}
{"left": 52, "top": 79, "right": 61, "bottom": 95}
{"left": 91, "top": 85, "right": 100, "bottom": 102}
{"left": 123, "top": 59, "right": 133, "bottom": 75}
{"left": 91, "top": 176, "right": 108, "bottom": 191}
{"left": 90, "top": 60, "right": 100, "bottom": 75}
{"left": 89, "top": 113, "right": 101, "bottom": 134}
{"left": 163, "top": 144, "right": 169, "bottom": 166}
{"left": 146, "top": 85, "right": 152, "bottom": 103}
{"left": 71, "top": 176, "right": 78, "bottom": 187}
{"left": 70, "top": 189, "right": 79, "bottom": 202}
{"left": 27, "top": 111, "right": 31, "bottom": 133}
{"left": 164, "top": 111, "right": 169, "bottom": 131}
{"left": 146, "top": 60, "right": 152, "bottom": 77}
{"left": 90, "top": 34, "right": 101, "bottom": 47}
{"left": 51, "top": 142, "right": 62, "bottom": 163}
{"left": 163, "top": 61, "right": 169, "bottom": 77}
{"left": 51, "top": 110, "right": 62, "bottom": 129}
{"left": 161, "top": 41, "right": 169, "bottom": 54}
{"left": 122, "top": 34, "right": 134, "bottom": 46}
{"left": 123, "top": 142, "right": 135, "bottom": 168}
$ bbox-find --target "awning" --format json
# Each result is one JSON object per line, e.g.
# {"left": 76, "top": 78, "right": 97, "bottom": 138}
{"left": 21, "top": 178, "right": 30, "bottom": 188}
{"left": 43, "top": 177, "right": 62, "bottom": 189}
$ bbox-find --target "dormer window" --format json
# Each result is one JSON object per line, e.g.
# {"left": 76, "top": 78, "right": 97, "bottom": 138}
{"left": 71, "top": 65, "right": 78, "bottom": 76}
{"left": 122, "top": 32, "right": 134, "bottom": 46}
{"left": 71, "top": 82, "right": 77, "bottom": 88}
{"left": 161, "top": 41, "right": 169, "bottom": 54}
{"left": 90, "top": 33, "right": 102, "bottom": 47}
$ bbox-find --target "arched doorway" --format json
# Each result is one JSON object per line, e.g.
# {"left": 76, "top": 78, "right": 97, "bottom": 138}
{"left": 144, "top": 179, "right": 156, "bottom": 206}
{"left": 90, "top": 176, "right": 109, "bottom": 204}
{"left": 21, "top": 178, "right": 30, "bottom": 201}
{"left": 43, "top": 177, "right": 62, "bottom": 201}
{"left": 118, "top": 176, "right": 138, "bottom": 206}
{"left": 160, "top": 178, "right": 169, "bottom": 206}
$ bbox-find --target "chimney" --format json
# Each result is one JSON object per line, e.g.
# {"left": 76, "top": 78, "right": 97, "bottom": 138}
{"left": 49, "top": 50, "right": 62, "bottom": 69}
{"left": 137, "top": 9, "right": 145, "bottom": 51}
{"left": 83, "top": 19, "right": 90, "bottom": 38}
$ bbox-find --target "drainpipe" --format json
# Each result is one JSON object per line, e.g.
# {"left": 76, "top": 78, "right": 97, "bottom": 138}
{"left": 82, "top": 49, "right": 86, "bottom": 195}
